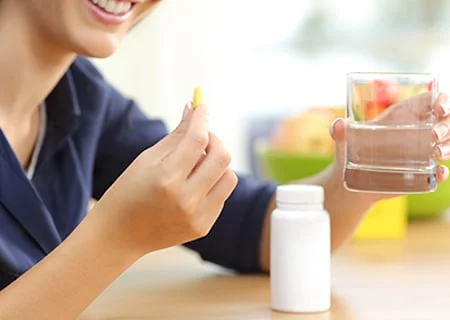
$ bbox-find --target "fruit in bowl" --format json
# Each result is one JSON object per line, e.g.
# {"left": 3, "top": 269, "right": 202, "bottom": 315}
{"left": 270, "top": 106, "right": 343, "bottom": 156}
{"left": 262, "top": 106, "right": 341, "bottom": 183}
{"left": 257, "top": 103, "right": 450, "bottom": 220}
{"left": 257, "top": 106, "right": 409, "bottom": 240}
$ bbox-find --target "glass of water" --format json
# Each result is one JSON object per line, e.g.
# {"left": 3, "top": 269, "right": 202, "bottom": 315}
{"left": 344, "top": 72, "right": 439, "bottom": 194}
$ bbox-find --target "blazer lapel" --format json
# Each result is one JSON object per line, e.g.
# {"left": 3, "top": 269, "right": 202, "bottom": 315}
{"left": 0, "top": 130, "right": 61, "bottom": 254}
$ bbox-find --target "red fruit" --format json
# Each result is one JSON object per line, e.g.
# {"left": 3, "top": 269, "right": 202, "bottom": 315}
{"left": 372, "top": 79, "right": 399, "bottom": 108}
{"left": 364, "top": 101, "right": 384, "bottom": 120}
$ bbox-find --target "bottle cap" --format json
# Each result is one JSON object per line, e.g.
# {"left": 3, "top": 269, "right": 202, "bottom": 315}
{"left": 276, "top": 185, "right": 324, "bottom": 205}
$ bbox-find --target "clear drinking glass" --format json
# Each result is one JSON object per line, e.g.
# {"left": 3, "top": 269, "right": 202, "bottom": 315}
{"left": 344, "top": 72, "right": 439, "bottom": 194}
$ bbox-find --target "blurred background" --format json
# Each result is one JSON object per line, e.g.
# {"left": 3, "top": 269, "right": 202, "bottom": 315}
{"left": 91, "top": 0, "right": 450, "bottom": 176}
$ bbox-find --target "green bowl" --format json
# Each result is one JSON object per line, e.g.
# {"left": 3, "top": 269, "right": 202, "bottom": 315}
{"left": 256, "top": 148, "right": 450, "bottom": 219}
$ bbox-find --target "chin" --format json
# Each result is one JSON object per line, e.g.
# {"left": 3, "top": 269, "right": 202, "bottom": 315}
{"left": 71, "top": 33, "right": 123, "bottom": 58}
{"left": 64, "top": 0, "right": 152, "bottom": 58}
{"left": 27, "top": 0, "right": 154, "bottom": 59}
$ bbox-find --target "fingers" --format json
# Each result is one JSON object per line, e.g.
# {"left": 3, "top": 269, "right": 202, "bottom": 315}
{"left": 433, "top": 92, "right": 450, "bottom": 118}
{"left": 165, "top": 104, "right": 210, "bottom": 175}
{"left": 165, "top": 104, "right": 195, "bottom": 141}
{"left": 207, "top": 169, "right": 238, "bottom": 202}
{"left": 435, "top": 141, "right": 450, "bottom": 161}
{"left": 150, "top": 103, "right": 194, "bottom": 154}
{"left": 436, "top": 165, "right": 449, "bottom": 183}
{"left": 199, "top": 169, "right": 238, "bottom": 217}
{"left": 433, "top": 93, "right": 450, "bottom": 143}
{"left": 374, "top": 92, "right": 434, "bottom": 123}
{"left": 433, "top": 122, "right": 450, "bottom": 143}
{"left": 330, "top": 118, "right": 347, "bottom": 164}
{"left": 188, "top": 152, "right": 207, "bottom": 178}
{"left": 186, "top": 132, "right": 232, "bottom": 196}
{"left": 184, "top": 169, "right": 238, "bottom": 239}
{"left": 391, "top": 91, "right": 448, "bottom": 120}
{"left": 433, "top": 93, "right": 450, "bottom": 158}
{"left": 330, "top": 117, "right": 346, "bottom": 143}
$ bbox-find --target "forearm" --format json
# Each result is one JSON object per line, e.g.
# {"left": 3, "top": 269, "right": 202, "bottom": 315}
{"left": 259, "top": 164, "right": 376, "bottom": 272}
{"left": 0, "top": 211, "right": 138, "bottom": 319}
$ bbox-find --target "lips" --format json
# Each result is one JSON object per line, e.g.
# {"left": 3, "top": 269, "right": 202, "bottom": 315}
{"left": 84, "top": 0, "right": 138, "bottom": 25}
{"left": 89, "top": 0, "right": 134, "bottom": 15}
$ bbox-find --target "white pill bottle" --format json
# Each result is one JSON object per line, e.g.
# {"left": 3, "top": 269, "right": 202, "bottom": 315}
{"left": 270, "top": 184, "right": 331, "bottom": 313}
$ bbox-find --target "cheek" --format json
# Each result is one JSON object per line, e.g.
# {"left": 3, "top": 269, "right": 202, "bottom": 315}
{"left": 27, "top": 0, "right": 64, "bottom": 29}
{"left": 25, "top": 0, "right": 78, "bottom": 45}
{"left": 29, "top": 0, "right": 60, "bottom": 14}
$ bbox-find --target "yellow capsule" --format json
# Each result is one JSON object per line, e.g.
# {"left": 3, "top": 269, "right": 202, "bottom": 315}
{"left": 192, "top": 87, "right": 203, "bottom": 109}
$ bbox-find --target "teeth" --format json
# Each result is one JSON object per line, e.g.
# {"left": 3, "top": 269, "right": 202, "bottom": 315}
{"left": 105, "top": 1, "right": 116, "bottom": 12}
{"left": 122, "top": 2, "right": 132, "bottom": 13}
{"left": 90, "top": 0, "right": 132, "bottom": 15}
{"left": 114, "top": 2, "right": 123, "bottom": 14}
{"left": 115, "top": 2, "right": 130, "bottom": 14}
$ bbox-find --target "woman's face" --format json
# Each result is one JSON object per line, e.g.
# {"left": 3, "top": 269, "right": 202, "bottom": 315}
{"left": 20, "top": 0, "right": 157, "bottom": 58}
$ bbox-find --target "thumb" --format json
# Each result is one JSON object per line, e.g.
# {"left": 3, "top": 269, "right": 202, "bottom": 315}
{"left": 169, "top": 102, "right": 194, "bottom": 137}
{"left": 150, "top": 103, "right": 193, "bottom": 154}
{"left": 330, "top": 118, "right": 346, "bottom": 166}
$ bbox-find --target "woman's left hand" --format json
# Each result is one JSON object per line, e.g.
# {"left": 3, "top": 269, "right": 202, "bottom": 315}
{"left": 330, "top": 92, "right": 450, "bottom": 201}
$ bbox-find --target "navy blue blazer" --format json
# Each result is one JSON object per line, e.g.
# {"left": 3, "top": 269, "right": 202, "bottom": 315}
{"left": 0, "top": 57, "right": 276, "bottom": 289}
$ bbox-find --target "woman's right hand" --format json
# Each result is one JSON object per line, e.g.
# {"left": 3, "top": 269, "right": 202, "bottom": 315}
{"left": 0, "top": 104, "right": 236, "bottom": 320}
{"left": 91, "top": 104, "right": 238, "bottom": 258}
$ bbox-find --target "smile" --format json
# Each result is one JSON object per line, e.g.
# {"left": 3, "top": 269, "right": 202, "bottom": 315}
{"left": 90, "top": 0, "right": 133, "bottom": 15}
{"left": 84, "top": 0, "right": 136, "bottom": 24}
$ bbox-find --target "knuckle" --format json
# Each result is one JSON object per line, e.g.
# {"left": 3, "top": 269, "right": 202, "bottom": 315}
{"left": 209, "top": 134, "right": 232, "bottom": 166}
{"left": 215, "top": 149, "right": 232, "bottom": 167}
{"left": 156, "top": 163, "right": 171, "bottom": 179}
{"left": 223, "top": 169, "right": 238, "bottom": 186}
{"left": 154, "top": 172, "right": 178, "bottom": 197}
{"left": 155, "top": 175, "right": 171, "bottom": 191}
{"left": 177, "top": 197, "right": 198, "bottom": 217}
{"left": 170, "top": 127, "right": 185, "bottom": 140}
{"left": 190, "top": 132, "right": 209, "bottom": 149}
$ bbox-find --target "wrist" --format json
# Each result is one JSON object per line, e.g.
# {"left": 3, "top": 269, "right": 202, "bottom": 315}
{"left": 84, "top": 207, "right": 142, "bottom": 266}
{"left": 322, "top": 162, "right": 377, "bottom": 210}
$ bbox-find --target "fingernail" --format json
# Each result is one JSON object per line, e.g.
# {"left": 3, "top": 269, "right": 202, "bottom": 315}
{"left": 329, "top": 118, "right": 339, "bottom": 137}
{"left": 437, "top": 144, "right": 450, "bottom": 159}
{"left": 182, "top": 102, "right": 193, "bottom": 120}
{"left": 441, "top": 165, "right": 449, "bottom": 180}
{"left": 434, "top": 123, "right": 449, "bottom": 141}
{"left": 438, "top": 96, "right": 449, "bottom": 116}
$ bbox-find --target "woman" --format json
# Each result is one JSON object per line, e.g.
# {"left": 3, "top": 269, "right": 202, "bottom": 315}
{"left": 0, "top": 0, "right": 449, "bottom": 318}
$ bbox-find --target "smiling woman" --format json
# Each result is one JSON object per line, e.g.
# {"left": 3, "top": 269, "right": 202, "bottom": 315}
{"left": 1, "top": 0, "right": 450, "bottom": 319}
{"left": 0, "top": 0, "right": 274, "bottom": 319}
